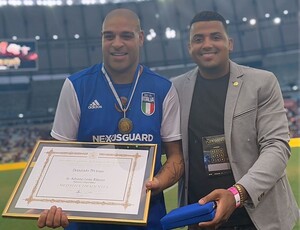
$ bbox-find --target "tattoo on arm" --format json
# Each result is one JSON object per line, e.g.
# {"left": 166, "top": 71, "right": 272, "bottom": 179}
{"left": 157, "top": 158, "right": 184, "bottom": 186}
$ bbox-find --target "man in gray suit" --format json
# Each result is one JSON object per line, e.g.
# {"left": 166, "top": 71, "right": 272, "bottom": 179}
{"left": 172, "top": 11, "right": 298, "bottom": 230}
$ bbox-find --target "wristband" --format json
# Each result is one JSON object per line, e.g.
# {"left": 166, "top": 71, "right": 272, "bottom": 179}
{"left": 233, "top": 184, "right": 245, "bottom": 207}
{"left": 227, "top": 186, "right": 241, "bottom": 208}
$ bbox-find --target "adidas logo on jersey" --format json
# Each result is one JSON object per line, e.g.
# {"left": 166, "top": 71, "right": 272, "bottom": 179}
{"left": 88, "top": 100, "right": 102, "bottom": 109}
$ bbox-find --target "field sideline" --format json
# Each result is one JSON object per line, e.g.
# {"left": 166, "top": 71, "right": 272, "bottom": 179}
{"left": 0, "top": 138, "right": 299, "bottom": 230}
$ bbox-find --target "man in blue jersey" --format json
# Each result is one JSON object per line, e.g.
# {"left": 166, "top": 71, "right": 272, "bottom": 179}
{"left": 37, "top": 8, "right": 184, "bottom": 230}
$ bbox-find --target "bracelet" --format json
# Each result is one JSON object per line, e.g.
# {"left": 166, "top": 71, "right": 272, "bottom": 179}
{"left": 227, "top": 186, "right": 240, "bottom": 208}
{"left": 233, "top": 184, "right": 245, "bottom": 207}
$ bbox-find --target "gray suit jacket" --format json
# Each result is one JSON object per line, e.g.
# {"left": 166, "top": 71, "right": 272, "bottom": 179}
{"left": 172, "top": 61, "right": 299, "bottom": 230}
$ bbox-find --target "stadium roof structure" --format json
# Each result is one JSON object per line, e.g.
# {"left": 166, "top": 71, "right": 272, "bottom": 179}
{"left": 0, "top": 0, "right": 149, "bottom": 7}
{"left": 0, "top": 0, "right": 298, "bottom": 122}
{"left": 0, "top": 0, "right": 298, "bottom": 74}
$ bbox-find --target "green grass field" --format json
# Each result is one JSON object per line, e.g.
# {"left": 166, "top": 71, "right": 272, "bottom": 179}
{"left": 0, "top": 148, "right": 299, "bottom": 230}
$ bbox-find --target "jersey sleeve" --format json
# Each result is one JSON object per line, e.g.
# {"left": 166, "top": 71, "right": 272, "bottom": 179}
{"left": 161, "top": 83, "right": 182, "bottom": 142}
{"left": 51, "top": 78, "right": 80, "bottom": 141}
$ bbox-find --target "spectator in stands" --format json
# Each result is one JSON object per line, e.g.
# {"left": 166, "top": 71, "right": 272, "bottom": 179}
{"left": 172, "top": 11, "right": 299, "bottom": 229}
{"left": 284, "top": 98, "right": 300, "bottom": 138}
{"left": 37, "top": 8, "right": 184, "bottom": 230}
{"left": 0, "top": 124, "right": 52, "bottom": 163}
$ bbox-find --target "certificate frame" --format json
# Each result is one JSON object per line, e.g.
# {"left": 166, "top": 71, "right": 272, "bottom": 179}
{"left": 2, "top": 140, "right": 157, "bottom": 226}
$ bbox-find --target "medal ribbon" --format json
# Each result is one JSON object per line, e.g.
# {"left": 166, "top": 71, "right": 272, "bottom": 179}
{"left": 101, "top": 64, "right": 142, "bottom": 118}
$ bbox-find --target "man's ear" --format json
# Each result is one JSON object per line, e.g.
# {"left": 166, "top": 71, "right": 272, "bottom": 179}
{"left": 188, "top": 42, "right": 192, "bottom": 54}
{"left": 139, "top": 30, "right": 145, "bottom": 46}
{"left": 229, "top": 38, "right": 234, "bottom": 52}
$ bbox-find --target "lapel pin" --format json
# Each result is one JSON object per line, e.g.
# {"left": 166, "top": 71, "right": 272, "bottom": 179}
{"left": 233, "top": 81, "right": 239, "bottom": 86}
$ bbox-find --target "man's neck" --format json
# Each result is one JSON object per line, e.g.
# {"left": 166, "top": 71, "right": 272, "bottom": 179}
{"left": 199, "top": 61, "right": 230, "bottom": 80}
{"left": 105, "top": 66, "right": 138, "bottom": 84}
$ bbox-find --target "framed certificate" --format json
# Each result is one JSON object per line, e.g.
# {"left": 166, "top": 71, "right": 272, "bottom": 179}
{"left": 2, "top": 140, "right": 157, "bottom": 226}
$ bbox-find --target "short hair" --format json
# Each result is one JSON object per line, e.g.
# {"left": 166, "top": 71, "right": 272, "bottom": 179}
{"left": 190, "top": 11, "right": 228, "bottom": 32}
{"left": 103, "top": 8, "right": 142, "bottom": 32}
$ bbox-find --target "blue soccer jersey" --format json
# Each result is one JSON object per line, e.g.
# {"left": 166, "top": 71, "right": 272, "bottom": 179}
{"left": 51, "top": 63, "right": 181, "bottom": 230}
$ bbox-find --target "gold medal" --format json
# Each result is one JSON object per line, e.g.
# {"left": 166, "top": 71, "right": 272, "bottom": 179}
{"left": 118, "top": 117, "right": 133, "bottom": 134}
{"left": 102, "top": 65, "right": 143, "bottom": 135}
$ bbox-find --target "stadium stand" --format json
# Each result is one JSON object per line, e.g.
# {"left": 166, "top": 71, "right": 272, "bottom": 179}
{"left": 0, "top": 0, "right": 299, "bottom": 164}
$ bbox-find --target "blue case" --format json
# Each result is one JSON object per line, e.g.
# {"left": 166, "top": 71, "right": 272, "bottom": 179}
{"left": 160, "top": 202, "right": 216, "bottom": 230}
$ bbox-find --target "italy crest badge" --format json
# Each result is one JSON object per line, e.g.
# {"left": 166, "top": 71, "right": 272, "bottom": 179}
{"left": 141, "top": 92, "right": 155, "bottom": 116}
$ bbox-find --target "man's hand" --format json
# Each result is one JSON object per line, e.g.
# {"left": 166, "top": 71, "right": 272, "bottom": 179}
{"left": 198, "top": 189, "right": 236, "bottom": 229}
{"left": 145, "top": 177, "right": 161, "bottom": 196}
{"left": 37, "top": 206, "right": 69, "bottom": 229}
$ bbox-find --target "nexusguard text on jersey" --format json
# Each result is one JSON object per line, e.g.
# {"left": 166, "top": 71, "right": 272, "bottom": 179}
{"left": 92, "top": 133, "right": 154, "bottom": 143}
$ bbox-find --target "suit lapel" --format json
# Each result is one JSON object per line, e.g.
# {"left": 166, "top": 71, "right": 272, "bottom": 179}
{"left": 183, "top": 68, "right": 198, "bottom": 115}
{"left": 224, "top": 61, "right": 244, "bottom": 157}
{"left": 182, "top": 67, "right": 198, "bottom": 149}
